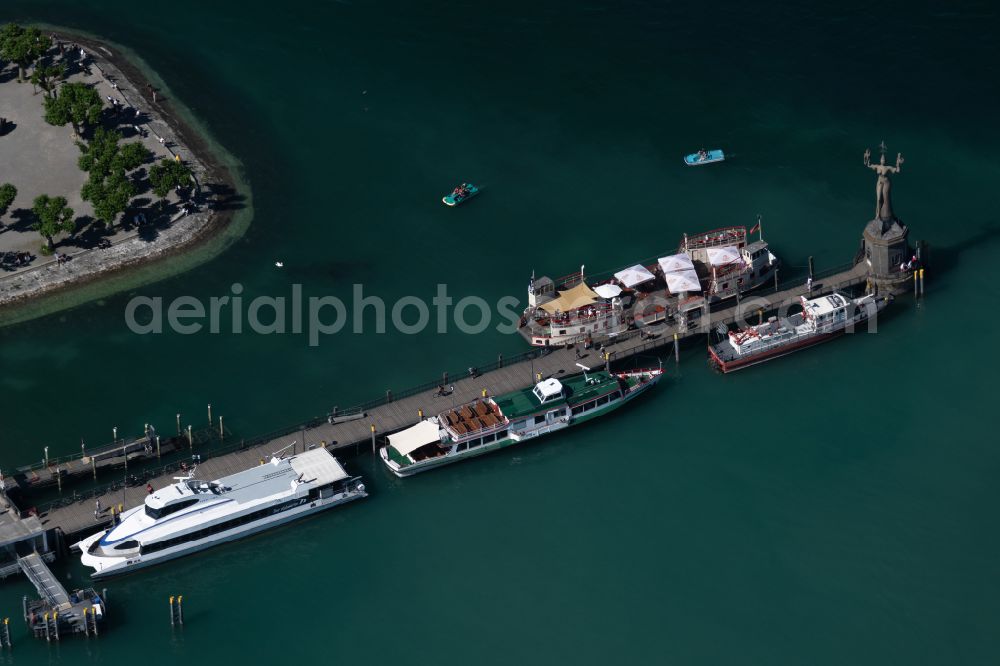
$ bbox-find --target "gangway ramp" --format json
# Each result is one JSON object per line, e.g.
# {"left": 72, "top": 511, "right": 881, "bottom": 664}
{"left": 18, "top": 552, "right": 71, "bottom": 609}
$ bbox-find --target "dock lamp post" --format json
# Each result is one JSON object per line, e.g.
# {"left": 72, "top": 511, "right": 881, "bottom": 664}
{"left": 116, "top": 427, "right": 127, "bottom": 472}
{"left": 44, "top": 446, "right": 49, "bottom": 469}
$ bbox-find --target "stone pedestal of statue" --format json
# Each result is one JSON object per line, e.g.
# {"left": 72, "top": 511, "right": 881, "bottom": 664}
{"left": 863, "top": 216, "right": 909, "bottom": 279}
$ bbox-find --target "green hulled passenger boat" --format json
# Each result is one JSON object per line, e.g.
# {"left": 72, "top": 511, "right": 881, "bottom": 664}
{"left": 380, "top": 366, "right": 663, "bottom": 477}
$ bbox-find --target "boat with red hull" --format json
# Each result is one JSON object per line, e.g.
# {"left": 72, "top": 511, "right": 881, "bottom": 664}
{"left": 709, "top": 291, "right": 891, "bottom": 373}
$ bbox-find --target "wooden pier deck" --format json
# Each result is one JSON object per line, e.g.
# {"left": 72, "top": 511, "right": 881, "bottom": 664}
{"left": 36, "top": 345, "right": 585, "bottom": 539}
{"left": 27, "top": 263, "right": 870, "bottom": 543}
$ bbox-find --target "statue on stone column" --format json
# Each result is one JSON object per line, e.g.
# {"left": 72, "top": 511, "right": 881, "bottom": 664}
{"left": 864, "top": 144, "right": 904, "bottom": 221}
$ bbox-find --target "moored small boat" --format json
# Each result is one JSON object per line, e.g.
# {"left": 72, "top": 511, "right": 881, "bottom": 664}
{"left": 684, "top": 149, "right": 725, "bottom": 166}
{"left": 442, "top": 183, "right": 480, "bottom": 206}
{"left": 380, "top": 366, "right": 663, "bottom": 477}
{"left": 708, "top": 291, "right": 891, "bottom": 373}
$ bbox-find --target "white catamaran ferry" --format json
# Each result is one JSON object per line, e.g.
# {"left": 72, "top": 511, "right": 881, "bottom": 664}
{"left": 380, "top": 366, "right": 663, "bottom": 477}
{"left": 77, "top": 448, "right": 366, "bottom": 579}
{"left": 709, "top": 291, "right": 890, "bottom": 372}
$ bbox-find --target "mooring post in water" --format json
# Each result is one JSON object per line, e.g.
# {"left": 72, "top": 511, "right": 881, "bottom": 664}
{"left": 371, "top": 424, "right": 377, "bottom": 453}
{"left": 386, "top": 389, "right": 392, "bottom": 404}
{"left": 219, "top": 416, "right": 224, "bottom": 440}
{"left": 442, "top": 371, "right": 448, "bottom": 387}
{"left": 92, "top": 454, "right": 97, "bottom": 479}
{"left": 207, "top": 404, "right": 212, "bottom": 427}
{"left": 82, "top": 608, "right": 89, "bottom": 637}
{"left": 176, "top": 413, "right": 181, "bottom": 435}
{"left": 56, "top": 468, "right": 61, "bottom": 493}
{"left": 169, "top": 596, "right": 175, "bottom": 625}
{"left": 2, "top": 617, "right": 10, "bottom": 647}
{"left": 674, "top": 333, "right": 680, "bottom": 364}
{"left": 43, "top": 613, "right": 49, "bottom": 641}
{"left": 913, "top": 269, "right": 918, "bottom": 297}
{"left": 774, "top": 267, "right": 779, "bottom": 292}
{"left": 758, "top": 308, "right": 764, "bottom": 325}
{"left": 498, "top": 352, "right": 503, "bottom": 369}
{"left": 52, "top": 612, "right": 58, "bottom": 641}
{"left": 156, "top": 436, "right": 161, "bottom": 460}
{"left": 920, "top": 268, "right": 925, "bottom": 295}
{"left": 177, "top": 596, "right": 184, "bottom": 625}
{"left": 187, "top": 425, "right": 193, "bottom": 449}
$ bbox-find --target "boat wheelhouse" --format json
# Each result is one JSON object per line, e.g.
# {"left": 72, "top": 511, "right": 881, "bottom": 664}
{"left": 709, "top": 291, "right": 890, "bottom": 373}
{"left": 76, "top": 448, "right": 366, "bottom": 579}
{"left": 380, "top": 367, "right": 663, "bottom": 477}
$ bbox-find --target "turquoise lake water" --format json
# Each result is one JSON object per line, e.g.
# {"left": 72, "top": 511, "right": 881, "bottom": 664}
{"left": 0, "top": 1, "right": 998, "bottom": 663}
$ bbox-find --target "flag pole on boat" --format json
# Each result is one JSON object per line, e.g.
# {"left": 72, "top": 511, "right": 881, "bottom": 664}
{"left": 575, "top": 362, "right": 591, "bottom": 383}
{"left": 750, "top": 213, "right": 762, "bottom": 242}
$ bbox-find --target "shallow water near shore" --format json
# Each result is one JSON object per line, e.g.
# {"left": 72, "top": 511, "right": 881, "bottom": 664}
{"left": 0, "top": 1, "right": 998, "bottom": 664}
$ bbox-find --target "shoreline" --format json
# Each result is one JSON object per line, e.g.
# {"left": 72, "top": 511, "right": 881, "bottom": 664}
{"left": 0, "top": 26, "right": 253, "bottom": 326}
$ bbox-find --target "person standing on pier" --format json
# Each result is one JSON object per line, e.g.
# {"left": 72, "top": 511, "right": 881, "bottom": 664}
{"left": 94, "top": 498, "right": 102, "bottom": 519}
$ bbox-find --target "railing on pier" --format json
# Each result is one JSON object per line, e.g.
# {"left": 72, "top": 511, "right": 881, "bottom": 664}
{"left": 327, "top": 347, "right": 552, "bottom": 417}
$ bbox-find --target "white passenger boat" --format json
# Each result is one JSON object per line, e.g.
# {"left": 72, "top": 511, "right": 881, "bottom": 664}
{"left": 77, "top": 448, "right": 366, "bottom": 579}
{"left": 708, "top": 291, "right": 891, "bottom": 372}
{"left": 380, "top": 366, "right": 663, "bottom": 477}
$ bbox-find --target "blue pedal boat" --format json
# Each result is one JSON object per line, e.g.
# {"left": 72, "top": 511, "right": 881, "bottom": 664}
{"left": 442, "top": 183, "right": 480, "bottom": 206}
{"left": 684, "top": 149, "right": 725, "bottom": 166}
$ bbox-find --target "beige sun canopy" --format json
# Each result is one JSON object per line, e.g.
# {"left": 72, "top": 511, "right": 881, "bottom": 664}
{"left": 539, "top": 282, "right": 601, "bottom": 314}
{"left": 388, "top": 420, "right": 442, "bottom": 456}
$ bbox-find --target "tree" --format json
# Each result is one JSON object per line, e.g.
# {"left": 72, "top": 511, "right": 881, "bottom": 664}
{"left": 149, "top": 159, "right": 193, "bottom": 199}
{"left": 43, "top": 82, "right": 103, "bottom": 136}
{"left": 82, "top": 172, "right": 135, "bottom": 225}
{"left": 29, "top": 61, "right": 66, "bottom": 97}
{"left": 0, "top": 183, "right": 16, "bottom": 218}
{"left": 31, "top": 194, "right": 75, "bottom": 249}
{"left": 119, "top": 141, "right": 152, "bottom": 172}
{"left": 77, "top": 128, "right": 149, "bottom": 176}
{"left": 0, "top": 23, "right": 51, "bottom": 83}
{"left": 77, "top": 127, "right": 123, "bottom": 175}
{"left": 77, "top": 128, "right": 147, "bottom": 226}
